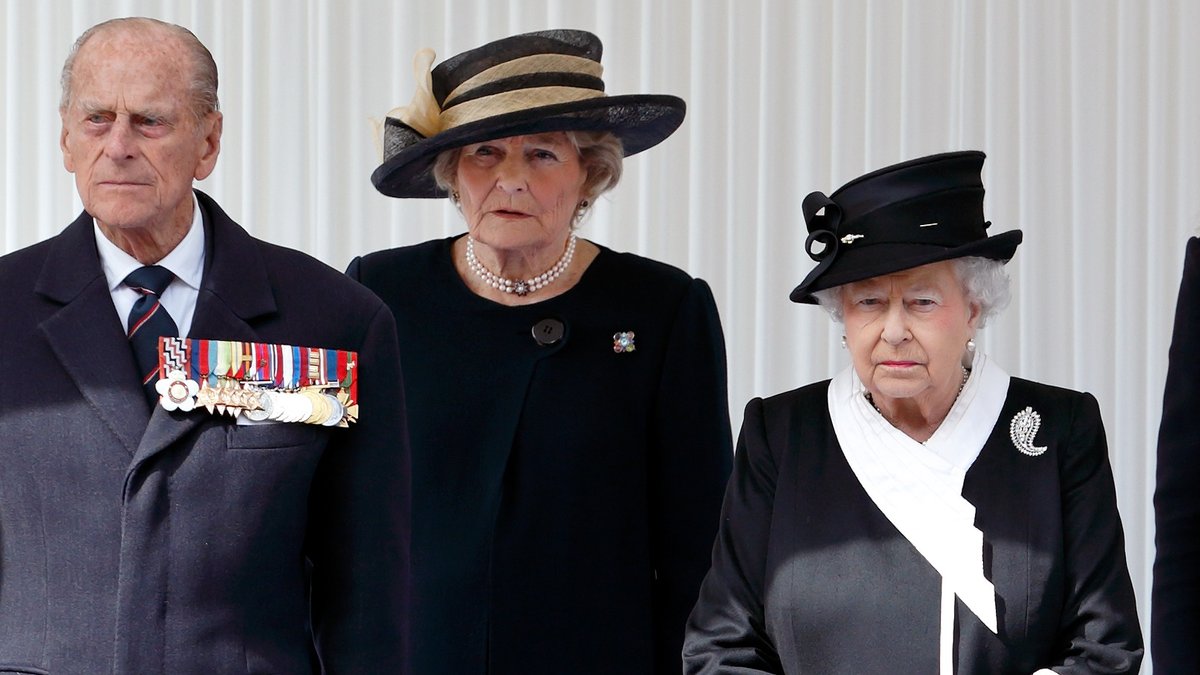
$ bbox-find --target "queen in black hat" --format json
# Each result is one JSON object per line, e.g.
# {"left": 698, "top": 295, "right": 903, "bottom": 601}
{"left": 685, "top": 151, "right": 1143, "bottom": 673}
{"left": 347, "top": 30, "right": 733, "bottom": 674}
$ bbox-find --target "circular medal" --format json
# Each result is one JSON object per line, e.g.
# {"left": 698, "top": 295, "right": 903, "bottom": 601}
{"left": 303, "top": 390, "right": 330, "bottom": 425}
{"left": 287, "top": 392, "right": 313, "bottom": 423}
{"left": 165, "top": 379, "right": 192, "bottom": 405}
{"left": 269, "top": 392, "right": 299, "bottom": 422}
{"left": 321, "top": 394, "right": 345, "bottom": 427}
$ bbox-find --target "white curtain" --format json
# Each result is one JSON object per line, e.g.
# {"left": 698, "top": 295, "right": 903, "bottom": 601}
{"left": 4, "top": 1, "right": 1196, "bottom": 668}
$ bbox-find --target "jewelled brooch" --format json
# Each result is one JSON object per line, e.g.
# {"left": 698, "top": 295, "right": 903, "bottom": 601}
{"left": 1010, "top": 406, "right": 1047, "bottom": 456}
{"left": 612, "top": 331, "right": 636, "bottom": 353}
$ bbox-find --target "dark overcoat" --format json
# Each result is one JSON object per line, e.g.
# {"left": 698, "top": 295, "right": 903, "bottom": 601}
{"left": 684, "top": 377, "right": 1143, "bottom": 674}
{"left": 348, "top": 237, "right": 733, "bottom": 674}
{"left": 1152, "top": 236, "right": 1200, "bottom": 674}
{"left": 0, "top": 191, "right": 410, "bottom": 674}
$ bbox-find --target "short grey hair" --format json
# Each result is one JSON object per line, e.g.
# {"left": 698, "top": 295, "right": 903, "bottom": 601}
{"left": 811, "top": 256, "right": 1012, "bottom": 327}
{"left": 432, "top": 129, "right": 625, "bottom": 208}
{"left": 60, "top": 18, "right": 219, "bottom": 123}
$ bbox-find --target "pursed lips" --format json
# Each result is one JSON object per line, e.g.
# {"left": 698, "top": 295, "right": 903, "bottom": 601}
{"left": 878, "top": 360, "right": 922, "bottom": 368}
{"left": 489, "top": 208, "right": 532, "bottom": 218}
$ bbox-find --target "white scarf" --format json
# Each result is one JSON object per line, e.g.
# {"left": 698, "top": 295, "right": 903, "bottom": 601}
{"left": 827, "top": 350, "right": 1010, "bottom": 672}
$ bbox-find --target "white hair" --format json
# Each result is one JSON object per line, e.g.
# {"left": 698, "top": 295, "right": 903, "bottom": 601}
{"left": 811, "top": 256, "right": 1012, "bottom": 327}
{"left": 60, "top": 18, "right": 219, "bottom": 123}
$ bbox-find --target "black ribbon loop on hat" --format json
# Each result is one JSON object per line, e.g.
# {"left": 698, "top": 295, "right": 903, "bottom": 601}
{"left": 804, "top": 229, "right": 841, "bottom": 284}
{"left": 802, "top": 191, "right": 843, "bottom": 280}
{"left": 802, "top": 191, "right": 842, "bottom": 234}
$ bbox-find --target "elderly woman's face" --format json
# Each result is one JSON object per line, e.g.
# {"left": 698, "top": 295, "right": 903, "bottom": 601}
{"left": 455, "top": 132, "right": 586, "bottom": 253}
{"left": 841, "top": 260, "right": 980, "bottom": 408}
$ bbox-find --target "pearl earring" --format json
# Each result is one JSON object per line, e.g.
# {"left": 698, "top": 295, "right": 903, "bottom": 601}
{"left": 574, "top": 199, "right": 591, "bottom": 223}
{"left": 840, "top": 335, "right": 847, "bottom": 349}
{"left": 966, "top": 338, "right": 976, "bottom": 352}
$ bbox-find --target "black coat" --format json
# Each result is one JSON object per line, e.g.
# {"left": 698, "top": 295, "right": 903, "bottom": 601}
{"left": 1152, "top": 236, "right": 1200, "bottom": 674}
{"left": 684, "top": 377, "right": 1143, "bottom": 674}
{"left": 0, "top": 192, "right": 410, "bottom": 674}
{"left": 348, "top": 237, "right": 733, "bottom": 674}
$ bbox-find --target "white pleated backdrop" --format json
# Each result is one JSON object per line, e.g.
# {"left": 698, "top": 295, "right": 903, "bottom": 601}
{"left": 3, "top": 1, "right": 1196, "bottom": 668}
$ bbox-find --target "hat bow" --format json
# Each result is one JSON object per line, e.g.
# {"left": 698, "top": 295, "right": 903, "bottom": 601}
{"left": 802, "top": 190, "right": 843, "bottom": 283}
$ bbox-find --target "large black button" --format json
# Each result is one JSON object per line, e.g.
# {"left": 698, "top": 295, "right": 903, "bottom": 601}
{"left": 531, "top": 318, "right": 565, "bottom": 346}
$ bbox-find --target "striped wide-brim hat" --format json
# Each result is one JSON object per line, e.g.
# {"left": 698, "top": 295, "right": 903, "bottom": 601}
{"left": 371, "top": 29, "right": 686, "bottom": 198}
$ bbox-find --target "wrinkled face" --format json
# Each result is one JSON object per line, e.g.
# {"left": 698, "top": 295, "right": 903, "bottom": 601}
{"left": 455, "top": 133, "right": 586, "bottom": 254}
{"left": 59, "top": 28, "right": 221, "bottom": 234}
{"left": 841, "top": 260, "right": 980, "bottom": 406}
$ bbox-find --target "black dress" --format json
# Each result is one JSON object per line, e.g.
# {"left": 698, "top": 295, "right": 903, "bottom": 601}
{"left": 348, "top": 236, "right": 733, "bottom": 674}
{"left": 684, "top": 377, "right": 1143, "bottom": 674}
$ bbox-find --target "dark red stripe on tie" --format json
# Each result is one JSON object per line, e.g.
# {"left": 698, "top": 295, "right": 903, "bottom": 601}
{"left": 128, "top": 301, "right": 163, "bottom": 337}
{"left": 123, "top": 266, "right": 179, "bottom": 407}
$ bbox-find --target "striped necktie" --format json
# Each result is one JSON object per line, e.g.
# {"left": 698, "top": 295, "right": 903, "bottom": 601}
{"left": 124, "top": 265, "right": 179, "bottom": 406}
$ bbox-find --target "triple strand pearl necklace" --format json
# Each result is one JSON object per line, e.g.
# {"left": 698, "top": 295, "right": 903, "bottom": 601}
{"left": 465, "top": 233, "right": 578, "bottom": 297}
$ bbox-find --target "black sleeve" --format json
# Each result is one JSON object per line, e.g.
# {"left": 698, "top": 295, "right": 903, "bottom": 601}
{"left": 682, "top": 397, "right": 784, "bottom": 674}
{"left": 649, "top": 278, "right": 735, "bottom": 674}
{"left": 1152, "top": 236, "right": 1200, "bottom": 673}
{"left": 1048, "top": 392, "right": 1144, "bottom": 673}
{"left": 307, "top": 300, "right": 412, "bottom": 673}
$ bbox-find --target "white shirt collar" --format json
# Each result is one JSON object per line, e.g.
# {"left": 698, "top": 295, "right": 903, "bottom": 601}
{"left": 94, "top": 194, "right": 206, "bottom": 337}
{"left": 94, "top": 195, "right": 205, "bottom": 292}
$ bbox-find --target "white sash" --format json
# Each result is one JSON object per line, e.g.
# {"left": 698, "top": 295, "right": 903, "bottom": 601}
{"left": 827, "top": 351, "right": 1010, "bottom": 663}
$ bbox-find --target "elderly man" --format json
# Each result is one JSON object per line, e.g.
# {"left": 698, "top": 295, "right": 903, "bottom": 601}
{"left": 0, "top": 17, "right": 409, "bottom": 673}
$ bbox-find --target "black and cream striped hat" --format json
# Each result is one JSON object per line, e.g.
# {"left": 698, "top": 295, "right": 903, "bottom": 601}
{"left": 371, "top": 29, "right": 686, "bottom": 198}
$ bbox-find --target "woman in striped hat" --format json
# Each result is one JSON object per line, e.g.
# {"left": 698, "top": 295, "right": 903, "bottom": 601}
{"left": 349, "top": 30, "right": 733, "bottom": 674}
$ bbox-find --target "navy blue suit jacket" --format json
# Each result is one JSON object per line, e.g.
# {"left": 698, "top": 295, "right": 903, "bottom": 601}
{"left": 0, "top": 191, "right": 410, "bottom": 674}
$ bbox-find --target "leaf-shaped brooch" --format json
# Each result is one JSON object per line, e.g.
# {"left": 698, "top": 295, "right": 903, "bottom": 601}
{"left": 1010, "top": 406, "right": 1047, "bottom": 457}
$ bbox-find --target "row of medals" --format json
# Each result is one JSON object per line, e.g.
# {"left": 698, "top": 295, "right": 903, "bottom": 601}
{"left": 196, "top": 380, "right": 356, "bottom": 427}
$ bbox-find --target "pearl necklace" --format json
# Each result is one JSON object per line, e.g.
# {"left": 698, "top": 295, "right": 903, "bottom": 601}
{"left": 465, "top": 233, "right": 577, "bottom": 297}
{"left": 865, "top": 366, "right": 970, "bottom": 417}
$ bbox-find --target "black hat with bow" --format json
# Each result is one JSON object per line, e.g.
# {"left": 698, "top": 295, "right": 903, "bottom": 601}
{"left": 790, "top": 150, "right": 1023, "bottom": 303}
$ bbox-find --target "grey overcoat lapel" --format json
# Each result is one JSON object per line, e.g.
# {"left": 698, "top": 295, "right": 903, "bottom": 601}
{"left": 35, "top": 212, "right": 150, "bottom": 455}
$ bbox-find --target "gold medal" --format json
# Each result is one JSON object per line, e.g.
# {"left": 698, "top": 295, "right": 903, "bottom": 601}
{"left": 302, "top": 389, "right": 330, "bottom": 425}
{"left": 215, "top": 383, "right": 237, "bottom": 416}
{"left": 197, "top": 382, "right": 219, "bottom": 414}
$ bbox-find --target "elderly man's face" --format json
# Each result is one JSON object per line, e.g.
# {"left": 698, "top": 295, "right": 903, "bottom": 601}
{"left": 59, "top": 29, "right": 221, "bottom": 238}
